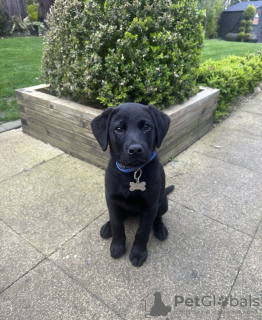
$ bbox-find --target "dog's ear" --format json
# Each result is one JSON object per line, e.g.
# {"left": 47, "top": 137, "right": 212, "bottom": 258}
{"left": 91, "top": 107, "right": 114, "bottom": 151}
{"left": 147, "top": 105, "right": 170, "bottom": 148}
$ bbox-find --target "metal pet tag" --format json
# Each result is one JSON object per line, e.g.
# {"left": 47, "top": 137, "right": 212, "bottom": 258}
{"left": 129, "top": 168, "right": 146, "bottom": 191}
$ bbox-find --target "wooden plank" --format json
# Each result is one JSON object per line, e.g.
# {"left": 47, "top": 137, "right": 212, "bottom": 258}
{"left": 19, "top": 99, "right": 93, "bottom": 130}
{"left": 159, "top": 122, "right": 213, "bottom": 165}
{"left": 20, "top": 115, "right": 109, "bottom": 162}
{"left": 161, "top": 108, "right": 215, "bottom": 149}
{"left": 168, "top": 97, "right": 217, "bottom": 130}
{"left": 159, "top": 120, "right": 213, "bottom": 165}
{"left": 20, "top": 111, "right": 101, "bottom": 150}
{"left": 20, "top": 95, "right": 96, "bottom": 127}
{"left": 2, "top": 0, "right": 27, "bottom": 19}
{"left": 22, "top": 127, "right": 109, "bottom": 169}
{"left": 20, "top": 106, "right": 94, "bottom": 137}
{"left": 163, "top": 87, "right": 220, "bottom": 122}
{"left": 16, "top": 84, "right": 49, "bottom": 92}
{"left": 164, "top": 101, "right": 217, "bottom": 143}
{"left": 159, "top": 111, "right": 215, "bottom": 161}
{"left": 160, "top": 114, "right": 214, "bottom": 161}
{"left": 17, "top": 88, "right": 101, "bottom": 121}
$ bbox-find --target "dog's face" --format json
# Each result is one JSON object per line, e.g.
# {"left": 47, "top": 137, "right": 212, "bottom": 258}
{"left": 108, "top": 104, "right": 157, "bottom": 167}
{"left": 91, "top": 103, "right": 170, "bottom": 167}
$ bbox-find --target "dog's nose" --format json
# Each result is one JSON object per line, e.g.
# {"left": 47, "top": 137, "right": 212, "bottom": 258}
{"left": 128, "top": 144, "right": 143, "bottom": 154}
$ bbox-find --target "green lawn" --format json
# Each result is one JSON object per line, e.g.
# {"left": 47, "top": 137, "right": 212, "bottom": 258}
{"left": 201, "top": 39, "right": 262, "bottom": 61}
{"left": 0, "top": 37, "right": 43, "bottom": 123}
{"left": 0, "top": 37, "right": 262, "bottom": 123}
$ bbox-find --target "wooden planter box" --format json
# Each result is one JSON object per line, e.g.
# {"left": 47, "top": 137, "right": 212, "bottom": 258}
{"left": 16, "top": 84, "right": 220, "bottom": 169}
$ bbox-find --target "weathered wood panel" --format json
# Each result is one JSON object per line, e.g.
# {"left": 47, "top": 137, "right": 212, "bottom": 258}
{"left": 162, "top": 108, "right": 215, "bottom": 150}
{"left": 16, "top": 85, "right": 220, "bottom": 169}
{"left": 164, "top": 87, "right": 219, "bottom": 122}
{"left": 17, "top": 86, "right": 101, "bottom": 121}
{"left": 22, "top": 126, "right": 109, "bottom": 169}
{"left": 19, "top": 110, "right": 98, "bottom": 148}
{"left": 20, "top": 115, "right": 109, "bottom": 161}
{"left": 2, "top": 0, "right": 54, "bottom": 21}
{"left": 160, "top": 122, "right": 213, "bottom": 165}
{"left": 159, "top": 111, "right": 215, "bottom": 164}
{"left": 19, "top": 100, "right": 94, "bottom": 132}
{"left": 2, "top": 0, "right": 27, "bottom": 18}
{"left": 163, "top": 100, "right": 217, "bottom": 145}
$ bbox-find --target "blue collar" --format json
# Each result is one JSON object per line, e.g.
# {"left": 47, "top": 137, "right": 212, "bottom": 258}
{"left": 116, "top": 151, "right": 157, "bottom": 173}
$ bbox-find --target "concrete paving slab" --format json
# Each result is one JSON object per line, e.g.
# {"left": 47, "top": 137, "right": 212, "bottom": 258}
{"left": 0, "top": 119, "right": 21, "bottom": 133}
{"left": 0, "top": 221, "right": 44, "bottom": 293}
{"left": 187, "top": 125, "right": 262, "bottom": 173}
{"left": 219, "top": 111, "right": 262, "bottom": 137}
{"left": 0, "top": 129, "right": 64, "bottom": 182}
{"left": 50, "top": 202, "right": 251, "bottom": 320}
{"left": 165, "top": 152, "right": 262, "bottom": 237}
{"left": 220, "top": 239, "right": 262, "bottom": 319}
{"left": 0, "top": 154, "right": 106, "bottom": 255}
{"left": 241, "top": 98, "right": 262, "bottom": 115}
{"left": 253, "top": 91, "right": 262, "bottom": 101}
{"left": 0, "top": 259, "right": 122, "bottom": 320}
{"left": 255, "top": 221, "right": 262, "bottom": 241}
{"left": 1, "top": 95, "right": 262, "bottom": 320}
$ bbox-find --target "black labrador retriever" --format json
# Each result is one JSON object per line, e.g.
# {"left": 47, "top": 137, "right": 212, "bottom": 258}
{"left": 91, "top": 103, "right": 174, "bottom": 267}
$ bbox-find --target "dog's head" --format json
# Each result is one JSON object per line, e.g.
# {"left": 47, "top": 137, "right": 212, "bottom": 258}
{"left": 91, "top": 103, "right": 170, "bottom": 167}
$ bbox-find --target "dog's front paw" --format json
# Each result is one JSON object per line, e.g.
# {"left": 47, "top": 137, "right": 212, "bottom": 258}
{"left": 129, "top": 246, "right": 147, "bottom": 267}
{"left": 110, "top": 240, "right": 126, "bottom": 259}
{"left": 100, "top": 221, "right": 112, "bottom": 239}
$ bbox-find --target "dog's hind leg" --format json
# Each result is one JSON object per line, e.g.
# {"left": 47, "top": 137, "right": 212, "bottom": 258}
{"left": 153, "top": 196, "right": 169, "bottom": 240}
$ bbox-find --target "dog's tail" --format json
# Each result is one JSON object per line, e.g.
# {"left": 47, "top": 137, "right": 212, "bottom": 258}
{"left": 165, "top": 185, "right": 175, "bottom": 196}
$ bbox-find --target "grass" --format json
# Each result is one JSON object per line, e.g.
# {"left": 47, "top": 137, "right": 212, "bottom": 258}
{"left": 0, "top": 37, "right": 43, "bottom": 123}
{"left": 201, "top": 39, "right": 262, "bottom": 62}
{"left": 0, "top": 37, "right": 262, "bottom": 123}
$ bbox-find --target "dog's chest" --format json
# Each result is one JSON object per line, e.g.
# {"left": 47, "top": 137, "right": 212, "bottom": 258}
{"left": 109, "top": 192, "right": 148, "bottom": 212}
{"left": 105, "top": 162, "right": 160, "bottom": 212}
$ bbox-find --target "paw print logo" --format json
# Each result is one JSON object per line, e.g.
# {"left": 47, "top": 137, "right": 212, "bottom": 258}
{"left": 217, "top": 296, "right": 228, "bottom": 307}
{"left": 141, "top": 291, "right": 171, "bottom": 319}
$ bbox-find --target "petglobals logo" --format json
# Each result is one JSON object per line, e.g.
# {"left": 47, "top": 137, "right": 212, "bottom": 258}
{"left": 174, "top": 295, "right": 260, "bottom": 308}
{"left": 141, "top": 291, "right": 260, "bottom": 319}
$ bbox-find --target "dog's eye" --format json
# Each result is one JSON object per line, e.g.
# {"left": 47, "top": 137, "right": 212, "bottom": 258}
{"left": 114, "top": 127, "right": 124, "bottom": 134}
{"left": 143, "top": 124, "right": 151, "bottom": 132}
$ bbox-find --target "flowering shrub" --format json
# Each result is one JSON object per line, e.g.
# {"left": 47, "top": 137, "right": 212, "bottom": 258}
{"left": 42, "top": 0, "right": 205, "bottom": 109}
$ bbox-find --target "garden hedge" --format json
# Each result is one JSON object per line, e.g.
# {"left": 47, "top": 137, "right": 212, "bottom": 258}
{"left": 42, "top": 0, "right": 205, "bottom": 109}
{"left": 197, "top": 50, "right": 262, "bottom": 120}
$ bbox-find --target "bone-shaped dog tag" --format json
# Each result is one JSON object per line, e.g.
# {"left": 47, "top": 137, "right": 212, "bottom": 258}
{"left": 129, "top": 181, "right": 146, "bottom": 191}
{"left": 129, "top": 168, "right": 146, "bottom": 191}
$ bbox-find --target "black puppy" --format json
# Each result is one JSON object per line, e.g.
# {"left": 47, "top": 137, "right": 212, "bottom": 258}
{"left": 91, "top": 103, "right": 174, "bottom": 267}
